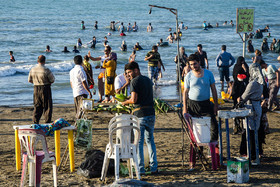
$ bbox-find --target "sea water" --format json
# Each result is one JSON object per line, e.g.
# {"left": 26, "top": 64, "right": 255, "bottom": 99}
{"left": 1, "top": 0, "right": 280, "bottom": 106}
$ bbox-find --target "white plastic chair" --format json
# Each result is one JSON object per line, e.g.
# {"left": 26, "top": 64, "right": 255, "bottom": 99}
{"left": 18, "top": 129, "right": 57, "bottom": 187}
{"left": 100, "top": 114, "right": 141, "bottom": 181}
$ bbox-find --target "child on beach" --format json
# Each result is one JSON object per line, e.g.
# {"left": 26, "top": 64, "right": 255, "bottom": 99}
{"left": 9, "top": 51, "right": 15, "bottom": 62}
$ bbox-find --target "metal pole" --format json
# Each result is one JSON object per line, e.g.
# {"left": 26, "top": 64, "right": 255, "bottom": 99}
{"left": 243, "top": 33, "right": 246, "bottom": 57}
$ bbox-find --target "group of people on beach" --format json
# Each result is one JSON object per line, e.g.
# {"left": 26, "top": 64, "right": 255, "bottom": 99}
{"left": 27, "top": 19, "right": 280, "bottom": 174}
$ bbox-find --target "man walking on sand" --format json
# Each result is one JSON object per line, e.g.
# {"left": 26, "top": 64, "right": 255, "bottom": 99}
{"left": 70, "top": 55, "right": 92, "bottom": 118}
{"left": 28, "top": 55, "right": 55, "bottom": 124}
{"left": 216, "top": 45, "right": 235, "bottom": 91}
{"left": 122, "top": 61, "right": 158, "bottom": 175}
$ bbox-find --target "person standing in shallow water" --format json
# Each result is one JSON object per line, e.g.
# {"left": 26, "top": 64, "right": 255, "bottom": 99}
{"left": 216, "top": 45, "right": 235, "bottom": 92}
{"left": 28, "top": 55, "right": 55, "bottom": 124}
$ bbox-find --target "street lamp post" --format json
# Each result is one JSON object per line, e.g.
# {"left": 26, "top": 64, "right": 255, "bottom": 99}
{"left": 148, "top": 4, "right": 182, "bottom": 107}
{"left": 148, "top": 4, "right": 184, "bottom": 166}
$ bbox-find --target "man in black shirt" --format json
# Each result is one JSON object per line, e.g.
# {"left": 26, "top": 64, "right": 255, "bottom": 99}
{"left": 195, "top": 44, "right": 209, "bottom": 69}
{"left": 122, "top": 61, "right": 158, "bottom": 175}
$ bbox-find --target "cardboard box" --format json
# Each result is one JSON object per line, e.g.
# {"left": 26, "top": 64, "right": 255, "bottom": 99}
{"left": 227, "top": 157, "right": 249, "bottom": 183}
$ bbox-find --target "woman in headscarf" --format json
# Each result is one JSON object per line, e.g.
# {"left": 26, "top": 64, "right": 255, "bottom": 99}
{"left": 231, "top": 56, "right": 249, "bottom": 134}
{"left": 82, "top": 55, "right": 94, "bottom": 89}
{"left": 237, "top": 61, "right": 265, "bottom": 162}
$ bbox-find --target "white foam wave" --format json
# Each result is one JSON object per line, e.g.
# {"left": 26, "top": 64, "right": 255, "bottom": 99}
{"left": 157, "top": 80, "right": 177, "bottom": 86}
{"left": 0, "top": 60, "right": 75, "bottom": 77}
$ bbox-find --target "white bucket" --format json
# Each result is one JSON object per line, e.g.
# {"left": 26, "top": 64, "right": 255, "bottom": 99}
{"left": 192, "top": 117, "right": 211, "bottom": 143}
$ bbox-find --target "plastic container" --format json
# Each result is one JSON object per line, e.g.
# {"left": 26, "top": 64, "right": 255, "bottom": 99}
{"left": 192, "top": 117, "right": 211, "bottom": 143}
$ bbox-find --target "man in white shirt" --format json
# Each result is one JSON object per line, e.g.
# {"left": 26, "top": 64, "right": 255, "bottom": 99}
{"left": 114, "top": 72, "right": 130, "bottom": 95}
{"left": 70, "top": 55, "right": 92, "bottom": 118}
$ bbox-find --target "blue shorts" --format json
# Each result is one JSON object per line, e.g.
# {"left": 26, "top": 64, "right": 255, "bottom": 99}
{"left": 218, "top": 67, "right": 230, "bottom": 82}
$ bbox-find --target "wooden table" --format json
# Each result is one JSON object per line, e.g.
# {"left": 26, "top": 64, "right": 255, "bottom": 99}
{"left": 13, "top": 125, "right": 76, "bottom": 172}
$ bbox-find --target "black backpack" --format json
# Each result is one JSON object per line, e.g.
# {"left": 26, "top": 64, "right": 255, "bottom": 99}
{"left": 77, "top": 149, "right": 114, "bottom": 178}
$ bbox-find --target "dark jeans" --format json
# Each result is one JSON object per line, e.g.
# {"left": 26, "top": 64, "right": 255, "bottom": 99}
{"left": 187, "top": 99, "right": 218, "bottom": 141}
{"left": 33, "top": 85, "right": 52, "bottom": 124}
{"left": 74, "top": 94, "right": 87, "bottom": 118}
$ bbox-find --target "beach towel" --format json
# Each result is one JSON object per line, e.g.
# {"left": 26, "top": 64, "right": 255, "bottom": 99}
{"left": 31, "top": 118, "right": 71, "bottom": 136}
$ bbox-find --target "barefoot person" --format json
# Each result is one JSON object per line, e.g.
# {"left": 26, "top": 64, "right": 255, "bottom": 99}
{"left": 122, "top": 61, "right": 158, "bottom": 175}
{"left": 216, "top": 45, "right": 235, "bottom": 91}
{"left": 28, "top": 55, "right": 55, "bottom": 124}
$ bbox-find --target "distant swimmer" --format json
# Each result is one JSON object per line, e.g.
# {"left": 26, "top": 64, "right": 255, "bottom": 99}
{"left": 9, "top": 51, "right": 15, "bottom": 62}
{"left": 127, "top": 23, "right": 132, "bottom": 32}
{"left": 173, "top": 32, "right": 181, "bottom": 41}
{"left": 147, "top": 23, "right": 153, "bottom": 32}
{"left": 120, "top": 40, "right": 127, "bottom": 51}
{"left": 132, "top": 22, "right": 138, "bottom": 32}
{"left": 166, "top": 33, "right": 174, "bottom": 43}
{"left": 261, "top": 38, "right": 269, "bottom": 52}
{"left": 133, "top": 42, "right": 143, "bottom": 51}
{"left": 120, "top": 30, "right": 126, "bottom": 36}
{"left": 129, "top": 50, "right": 136, "bottom": 62}
{"left": 94, "top": 21, "right": 98, "bottom": 29}
{"left": 73, "top": 46, "right": 80, "bottom": 53}
{"left": 103, "top": 36, "right": 108, "bottom": 46}
{"left": 179, "top": 22, "right": 184, "bottom": 30}
{"left": 185, "top": 26, "right": 188, "bottom": 30}
{"left": 45, "top": 45, "right": 52, "bottom": 52}
{"left": 247, "top": 40, "right": 254, "bottom": 53}
{"left": 230, "top": 20, "right": 234, "bottom": 27}
{"left": 88, "top": 36, "right": 97, "bottom": 48}
{"left": 62, "top": 46, "right": 70, "bottom": 53}
{"left": 202, "top": 21, "right": 208, "bottom": 30}
{"left": 168, "top": 28, "right": 172, "bottom": 32}
{"left": 81, "top": 21, "right": 85, "bottom": 30}
{"left": 178, "top": 28, "right": 182, "bottom": 37}
{"left": 110, "top": 21, "right": 120, "bottom": 31}
{"left": 267, "top": 32, "right": 271, "bottom": 38}
{"left": 157, "top": 39, "right": 169, "bottom": 47}
{"left": 216, "top": 23, "right": 219, "bottom": 27}
{"left": 118, "top": 22, "right": 125, "bottom": 32}
{"left": 223, "top": 21, "right": 227, "bottom": 25}
{"left": 207, "top": 23, "right": 213, "bottom": 28}
{"left": 77, "top": 38, "right": 83, "bottom": 48}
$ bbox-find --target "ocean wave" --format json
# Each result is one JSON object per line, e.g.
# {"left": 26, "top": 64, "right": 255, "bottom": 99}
{"left": 157, "top": 80, "right": 177, "bottom": 86}
{"left": 0, "top": 60, "right": 75, "bottom": 77}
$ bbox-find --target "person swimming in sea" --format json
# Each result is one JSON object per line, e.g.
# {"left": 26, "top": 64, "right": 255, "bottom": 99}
{"left": 45, "top": 45, "right": 52, "bottom": 52}
{"left": 157, "top": 39, "right": 168, "bottom": 47}
{"left": 77, "top": 38, "right": 83, "bottom": 48}
{"left": 133, "top": 42, "right": 143, "bottom": 51}
{"left": 120, "top": 40, "right": 127, "bottom": 51}
{"left": 202, "top": 21, "right": 208, "bottom": 30}
{"left": 73, "top": 46, "right": 80, "bottom": 53}
{"left": 81, "top": 21, "right": 85, "bottom": 30}
{"left": 94, "top": 21, "right": 98, "bottom": 29}
{"left": 9, "top": 51, "right": 15, "bottom": 62}
{"left": 120, "top": 30, "right": 126, "bottom": 36}
{"left": 62, "top": 46, "right": 70, "bottom": 53}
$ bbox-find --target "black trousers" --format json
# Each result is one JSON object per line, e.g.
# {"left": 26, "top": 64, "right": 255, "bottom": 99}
{"left": 33, "top": 85, "right": 52, "bottom": 124}
{"left": 187, "top": 99, "right": 218, "bottom": 141}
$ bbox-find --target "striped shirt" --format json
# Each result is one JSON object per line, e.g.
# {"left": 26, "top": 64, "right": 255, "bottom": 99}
{"left": 28, "top": 64, "right": 55, "bottom": 86}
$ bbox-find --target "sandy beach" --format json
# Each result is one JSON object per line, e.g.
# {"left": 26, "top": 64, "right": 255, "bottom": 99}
{"left": 0, "top": 101, "right": 279, "bottom": 186}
